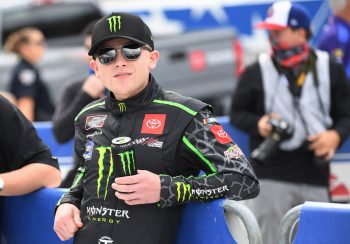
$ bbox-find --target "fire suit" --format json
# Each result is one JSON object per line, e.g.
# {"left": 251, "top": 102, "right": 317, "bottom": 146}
{"left": 57, "top": 75, "right": 259, "bottom": 244}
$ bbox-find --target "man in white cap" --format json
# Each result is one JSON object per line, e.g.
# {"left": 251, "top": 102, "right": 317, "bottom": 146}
{"left": 230, "top": 1, "right": 350, "bottom": 243}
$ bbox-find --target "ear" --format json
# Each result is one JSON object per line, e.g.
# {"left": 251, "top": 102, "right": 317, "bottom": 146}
{"left": 90, "top": 60, "right": 100, "bottom": 78}
{"left": 148, "top": 50, "right": 159, "bottom": 70}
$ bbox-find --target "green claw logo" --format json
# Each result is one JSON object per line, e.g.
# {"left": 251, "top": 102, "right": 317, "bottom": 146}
{"left": 95, "top": 146, "right": 135, "bottom": 200}
{"left": 175, "top": 182, "right": 192, "bottom": 202}
{"left": 107, "top": 15, "right": 121, "bottom": 32}
{"left": 118, "top": 103, "right": 126, "bottom": 112}
{"left": 118, "top": 150, "right": 136, "bottom": 175}
{"left": 96, "top": 146, "right": 114, "bottom": 200}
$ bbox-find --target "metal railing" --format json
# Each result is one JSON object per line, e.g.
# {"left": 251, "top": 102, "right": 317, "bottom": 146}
{"left": 223, "top": 200, "right": 263, "bottom": 244}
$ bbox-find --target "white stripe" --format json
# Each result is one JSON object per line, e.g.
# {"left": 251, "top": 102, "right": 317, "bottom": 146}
{"left": 265, "top": 1, "right": 292, "bottom": 27}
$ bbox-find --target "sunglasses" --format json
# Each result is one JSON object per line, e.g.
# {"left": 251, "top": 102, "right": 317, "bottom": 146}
{"left": 94, "top": 43, "right": 152, "bottom": 64}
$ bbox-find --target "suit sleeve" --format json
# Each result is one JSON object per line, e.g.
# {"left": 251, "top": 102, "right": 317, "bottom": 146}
{"left": 56, "top": 118, "right": 86, "bottom": 210}
{"left": 159, "top": 109, "right": 260, "bottom": 208}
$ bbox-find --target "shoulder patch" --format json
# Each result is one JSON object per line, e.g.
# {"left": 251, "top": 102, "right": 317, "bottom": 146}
{"left": 19, "top": 69, "right": 36, "bottom": 86}
{"left": 203, "top": 117, "right": 218, "bottom": 125}
{"left": 210, "top": 125, "right": 233, "bottom": 144}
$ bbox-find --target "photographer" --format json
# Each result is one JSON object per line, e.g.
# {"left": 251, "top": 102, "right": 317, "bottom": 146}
{"left": 230, "top": 1, "right": 350, "bottom": 243}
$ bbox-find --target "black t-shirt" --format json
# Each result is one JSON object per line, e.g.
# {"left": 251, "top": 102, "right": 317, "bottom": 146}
{"left": 0, "top": 95, "right": 59, "bottom": 232}
{"left": 9, "top": 59, "right": 54, "bottom": 121}
{"left": 0, "top": 96, "right": 58, "bottom": 173}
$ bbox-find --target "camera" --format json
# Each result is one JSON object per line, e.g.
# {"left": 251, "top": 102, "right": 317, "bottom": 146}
{"left": 251, "top": 117, "right": 293, "bottom": 163}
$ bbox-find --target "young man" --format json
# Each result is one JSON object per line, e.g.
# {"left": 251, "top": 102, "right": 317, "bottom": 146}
{"left": 54, "top": 12, "right": 259, "bottom": 244}
{"left": 0, "top": 95, "right": 61, "bottom": 234}
{"left": 230, "top": 1, "right": 350, "bottom": 243}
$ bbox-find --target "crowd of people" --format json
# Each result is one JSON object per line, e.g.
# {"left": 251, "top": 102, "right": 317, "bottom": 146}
{"left": 0, "top": 0, "right": 350, "bottom": 243}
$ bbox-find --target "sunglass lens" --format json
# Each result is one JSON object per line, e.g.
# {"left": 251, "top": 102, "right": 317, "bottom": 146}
{"left": 97, "top": 49, "right": 116, "bottom": 64}
{"left": 122, "top": 45, "right": 142, "bottom": 60}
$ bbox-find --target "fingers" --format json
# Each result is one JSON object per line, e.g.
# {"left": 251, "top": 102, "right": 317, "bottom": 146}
{"left": 114, "top": 174, "right": 140, "bottom": 185}
{"left": 73, "top": 208, "right": 84, "bottom": 228}
{"left": 258, "top": 115, "right": 272, "bottom": 137}
{"left": 54, "top": 218, "right": 78, "bottom": 241}
{"left": 53, "top": 204, "right": 82, "bottom": 241}
{"left": 115, "top": 191, "right": 139, "bottom": 202}
{"left": 308, "top": 133, "right": 337, "bottom": 160}
{"left": 112, "top": 182, "right": 136, "bottom": 193}
{"left": 325, "top": 148, "right": 335, "bottom": 161}
{"left": 112, "top": 170, "right": 160, "bottom": 205}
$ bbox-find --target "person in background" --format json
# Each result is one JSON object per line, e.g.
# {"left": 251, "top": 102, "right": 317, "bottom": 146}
{"left": 4, "top": 27, "right": 55, "bottom": 122}
{"left": 0, "top": 95, "right": 61, "bottom": 236}
{"left": 53, "top": 12, "right": 259, "bottom": 244}
{"left": 318, "top": 0, "right": 350, "bottom": 81}
{"left": 230, "top": 1, "right": 350, "bottom": 243}
{"left": 52, "top": 20, "right": 104, "bottom": 188}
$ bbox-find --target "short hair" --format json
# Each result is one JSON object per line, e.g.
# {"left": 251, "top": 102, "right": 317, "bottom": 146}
{"left": 328, "top": 0, "right": 347, "bottom": 13}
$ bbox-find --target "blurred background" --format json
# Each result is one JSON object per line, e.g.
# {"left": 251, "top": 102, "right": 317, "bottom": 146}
{"left": 3, "top": 0, "right": 350, "bottom": 204}
{"left": 0, "top": 0, "right": 330, "bottom": 115}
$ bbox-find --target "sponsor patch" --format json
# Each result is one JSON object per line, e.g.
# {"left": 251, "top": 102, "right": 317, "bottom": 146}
{"left": 85, "top": 115, "right": 107, "bottom": 130}
{"left": 98, "top": 235, "right": 114, "bottom": 244}
{"left": 19, "top": 69, "right": 36, "bottom": 86}
{"left": 133, "top": 137, "right": 163, "bottom": 148}
{"left": 83, "top": 140, "right": 94, "bottom": 160}
{"left": 224, "top": 145, "right": 243, "bottom": 159}
{"left": 203, "top": 117, "right": 218, "bottom": 125}
{"left": 210, "top": 125, "right": 233, "bottom": 144}
{"left": 142, "top": 138, "right": 163, "bottom": 148}
{"left": 86, "top": 131, "right": 103, "bottom": 139}
{"left": 141, "top": 114, "right": 166, "bottom": 135}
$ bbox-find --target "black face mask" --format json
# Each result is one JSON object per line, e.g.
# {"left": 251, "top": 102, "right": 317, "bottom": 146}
{"left": 270, "top": 37, "right": 310, "bottom": 68}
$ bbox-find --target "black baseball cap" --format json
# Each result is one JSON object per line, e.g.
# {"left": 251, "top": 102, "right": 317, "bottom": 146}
{"left": 88, "top": 12, "right": 154, "bottom": 56}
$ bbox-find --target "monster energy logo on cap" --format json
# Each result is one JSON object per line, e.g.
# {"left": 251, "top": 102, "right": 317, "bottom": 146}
{"left": 107, "top": 15, "right": 121, "bottom": 32}
{"left": 117, "top": 102, "right": 126, "bottom": 112}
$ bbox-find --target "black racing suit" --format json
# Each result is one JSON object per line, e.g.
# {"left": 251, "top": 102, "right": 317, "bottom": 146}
{"left": 57, "top": 76, "right": 259, "bottom": 244}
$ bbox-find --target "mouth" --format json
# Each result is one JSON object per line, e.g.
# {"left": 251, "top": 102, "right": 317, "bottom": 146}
{"left": 114, "top": 72, "right": 131, "bottom": 78}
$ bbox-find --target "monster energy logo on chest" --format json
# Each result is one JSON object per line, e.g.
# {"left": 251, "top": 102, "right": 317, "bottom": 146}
{"left": 95, "top": 137, "right": 137, "bottom": 200}
{"left": 118, "top": 102, "right": 126, "bottom": 112}
{"left": 107, "top": 15, "right": 121, "bottom": 32}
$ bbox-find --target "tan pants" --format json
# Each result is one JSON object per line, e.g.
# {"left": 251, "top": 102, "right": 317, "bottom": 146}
{"left": 244, "top": 179, "right": 329, "bottom": 244}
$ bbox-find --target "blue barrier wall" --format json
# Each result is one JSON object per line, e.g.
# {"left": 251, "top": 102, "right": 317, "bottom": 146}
{"left": 1, "top": 189, "right": 236, "bottom": 244}
{"left": 294, "top": 202, "right": 350, "bottom": 244}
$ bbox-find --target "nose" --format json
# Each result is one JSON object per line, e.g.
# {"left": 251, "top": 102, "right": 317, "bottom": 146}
{"left": 114, "top": 49, "right": 127, "bottom": 67}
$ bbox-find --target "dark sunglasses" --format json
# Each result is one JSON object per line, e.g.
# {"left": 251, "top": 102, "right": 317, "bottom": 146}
{"left": 94, "top": 43, "right": 152, "bottom": 64}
